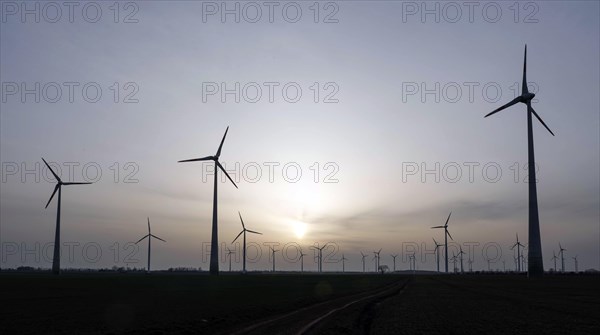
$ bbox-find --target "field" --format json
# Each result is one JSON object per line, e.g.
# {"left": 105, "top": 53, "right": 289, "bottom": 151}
{"left": 1, "top": 272, "right": 598, "bottom": 334}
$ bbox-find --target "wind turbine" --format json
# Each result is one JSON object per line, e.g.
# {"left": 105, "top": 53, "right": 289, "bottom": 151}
{"left": 178, "top": 126, "right": 238, "bottom": 275}
{"left": 408, "top": 253, "right": 415, "bottom": 271}
{"left": 311, "top": 243, "right": 329, "bottom": 273}
{"left": 299, "top": 249, "right": 307, "bottom": 272}
{"left": 42, "top": 158, "right": 92, "bottom": 275}
{"left": 373, "top": 249, "right": 382, "bottom": 272}
{"left": 431, "top": 212, "right": 453, "bottom": 273}
{"left": 485, "top": 45, "right": 554, "bottom": 277}
{"left": 433, "top": 238, "right": 444, "bottom": 273}
{"left": 451, "top": 253, "right": 458, "bottom": 273}
{"left": 226, "top": 248, "right": 235, "bottom": 272}
{"left": 232, "top": 212, "right": 262, "bottom": 273}
{"left": 468, "top": 258, "right": 473, "bottom": 272}
{"left": 360, "top": 252, "right": 367, "bottom": 273}
{"left": 391, "top": 254, "right": 398, "bottom": 272}
{"left": 269, "top": 245, "right": 279, "bottom": 272}
{"left": 511, "top": 234, "right": 525, "bottom": 272}
{"left": 458, "top": 247, "right": 466, "bottom": 273}
{"left": 559, "top": 243, "right": 566, "bottom": 272}
{"left": 341, "top": 254, "right": 348, "bottom": 273}
{"left": 572, "top": 255, "right": 578, "bottom": 273}
{"left": 551, "top": 251, "right": 558, "bottom": 272}
{"left": 135, "top": 217, "right": 166, "bottom": 273}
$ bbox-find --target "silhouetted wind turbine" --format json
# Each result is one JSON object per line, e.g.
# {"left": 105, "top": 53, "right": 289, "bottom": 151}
{"left": 408, "top": 253, "right": 415, "bottom": 271}
{"left": 433, "top": 238, "right": 443, "bottom": 273}
{"left": 451, "top": 253, "right": 458, "bottom": 273}
{"left": 226, "top": 248, "right": 235, "bottom": 272}
{"left": 299, "top": 249, "right": 307, "bottom": 272}
{"left": 559, "top": 243, "right": 566, "bottom": 272}
{"left": 485, "top": 45, "right": 554, "bottom": 277}
{"left": 232, "top": 212, "right": 262, "bottom": 273}
{"left": 311, "top": 243, "right": 329, "bottom": 273}
{"left": 360, "top": 252, "right": 367, "bottom": 273}
{"left": 178, "top": 126, "right": 238, "bottom": 275}
{"left": 458, "top": 247, "right": 466, "bottom": 273}
{"left": 42, "top": 158, "right": 92, "bottom": 275}
{"left": 572, "top": 255, "right": 578, "bottom": 273}
{"left": 468, "top": 258, "right": 473, "bottom": 272}
{"left": 551, "top": 251, "right": 558, "bottom": 272}
{"left": 431, "top": 212, "right": 452, "bottom": 273}
{"left": 373, "top": 249, "right": 382, "bottom": 272}
{"left": 391, "top": 254, "right": 398, "bottom": 272}
{"left": 135, "top": 217, "right": 166, "bottom": 273}
{"left": 511, "top": 233, "right": 525, "bottom": 272}
{"left": 269, "top": 245, "right": 279, "bottom": 272}
{"left": 341, "top": 254, "right": 347, "bottom": 273}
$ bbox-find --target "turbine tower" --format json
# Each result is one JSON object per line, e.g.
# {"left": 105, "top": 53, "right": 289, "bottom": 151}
{"left": 135, "top": 217, "right": 166, "bottom": 273}
{"left": 572, "top": 255, "right": 578, "bottom": 273}
{"left": 42, "top": 158, "right": 92, "bottom": 275}
{"left": 373, "top": 249, "right": 382, "bottom": 272}
{"left": 311, "top": 243, "right": 329, "bottom": 273}
{"left": 431, "top": 212, "right": 453, "bottom": 273}
{"left": 232, "top": 212, "right": 262, "bottom": 273}
{"left": 178, "top": 126, "right": 238, "bottom": 275}
{"left": 433, "top": 238, "right": 444, "bottom": 273}
{"left": 485, "top": 45, "right": 554, "bottom": 277}
{"left": 391, "top": 254, "right": 398, "bottom": 272}
{"left": 341, "top": 254, "right": 347, "bottom": 273}
{"left": 559, "top": 243, "right": 566, "bottom": 272}
{"left": 511, "top": 233, "right": 525, "bottom": 272}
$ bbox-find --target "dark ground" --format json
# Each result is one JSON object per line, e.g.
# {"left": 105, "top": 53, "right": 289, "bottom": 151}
{"left": 0, "top": 272, "right": 598, "bottom": 334}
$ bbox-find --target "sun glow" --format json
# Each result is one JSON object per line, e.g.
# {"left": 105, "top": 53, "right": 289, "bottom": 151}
{"left": 292, "top": 220, "right": 308, "bottom": 239}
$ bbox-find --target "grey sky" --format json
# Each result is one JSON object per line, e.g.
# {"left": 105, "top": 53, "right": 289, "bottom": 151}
{"left": 1, "top": 1, "right": 598, "bottom": 272}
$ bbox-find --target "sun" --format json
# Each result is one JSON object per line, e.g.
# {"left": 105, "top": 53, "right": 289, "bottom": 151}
{"left": 292, "top": 220, "right": 308, "bottom": 239}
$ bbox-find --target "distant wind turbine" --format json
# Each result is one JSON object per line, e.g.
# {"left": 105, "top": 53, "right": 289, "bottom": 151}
{"left": 311, "top": 243, "right": 329, "bottom": 273}
{"left": 559, "top": 243, "right": 566, "bottom": 272}
{"left": 468, "top": 258, "right": 473, "bottom": 272}
{"left": 299, "top": 249, "right": 307, "bottom": 272}
{"left": 511, "top": 234, "right": 525, "bottom": 272}
{"left": 360, "top": 252, "right": 367, "bottom": 273}
{"left": 485, "top": 45, "right": 554, "bottom": 277}
{"left": 341, "top": 254, "right": 347, "bottom": 273}
{"left": 458, "top": 247, "right": 466, "bottom": 274}
{"left": 433, "top": 238, "right": 444, "bottom": 273}
{"left": 391, "top": 254, "right": 398, "bottom": 272}
{"left": 42, "top": 158, "right": 92, "bottom": 275}
{"left": 373, "top": 249, "right": 382, "bottom": 272}
{"left": 232, "top": 212, "right": 262, "bottom": 273}
{"left": 451, "top": 253, "right": 458, "bottom": 273}
{"left": 178, "top": 126, "right": 238, "bottom": 275}
{"left": 269, "top": 245, "right": 279, "bottom": 272}
{"left": 431, "top": 212, "right": 453, "bottom": 273}
{"left": 572, "top": 255, "right": 578, "bottom": 273}
{"left": 135, "top": 217, "right": 166, "bottom": 273}
{"left": 551, "top": 251, "right": 558, "bottom": 272}
{"left": 226, "top": 248, "right": 235, "bottom": 272}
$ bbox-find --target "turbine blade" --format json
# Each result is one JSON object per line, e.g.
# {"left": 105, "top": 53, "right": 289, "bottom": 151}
{"left": 178, "top": 156, "right": 215, "bottom": 163}
{"left": 151, "top": 234, "right": 166, "bottom": 242}
{"left": 216, "top": 126, "right": 229, "bottom": 158}
{"left": 62, "top": 182, "right": 92, "bottom": 185}
{"left": 529, "top": 105, "right": 555, "bottom": 136}
{"left": 238, "top": 211, "right": 245, "bottom": 229}
{"left": 148, "top": 217, "right": 151, "bottom": 233}
{"left": 522, "top": 45, "right": 528, "bottom": 95}
{"left": 485, "top": 97, "right": 521, "bottom": 118}
{"left": 217, "top": 161, "right": 238, "bottom": 189}
{"left": 135, "top": 235, "right": 149, "bottom": 244}
{"left": 431, "top": 226, "right": 444, "bottom": 229}
{"left": 446, "top": 229, "right": 453, "bottom": 241}
{"left": 232, "top": 230, "right": 244, "bottom": 244}
{"left": 42, "top": 158, "right": 61, "bottom": 182}
{"left": 246, "top": 229, "right": 262, "bottom": 235}
{"left": 445, "top": 212, "right": 452, "bottom": 227}
{"left": 45, "top": 184, "right": 60, "bottom": 208}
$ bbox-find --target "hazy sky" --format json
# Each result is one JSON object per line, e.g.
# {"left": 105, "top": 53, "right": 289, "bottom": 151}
{"left": 1, "top": 1, "right": 598, "bottom": 272}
